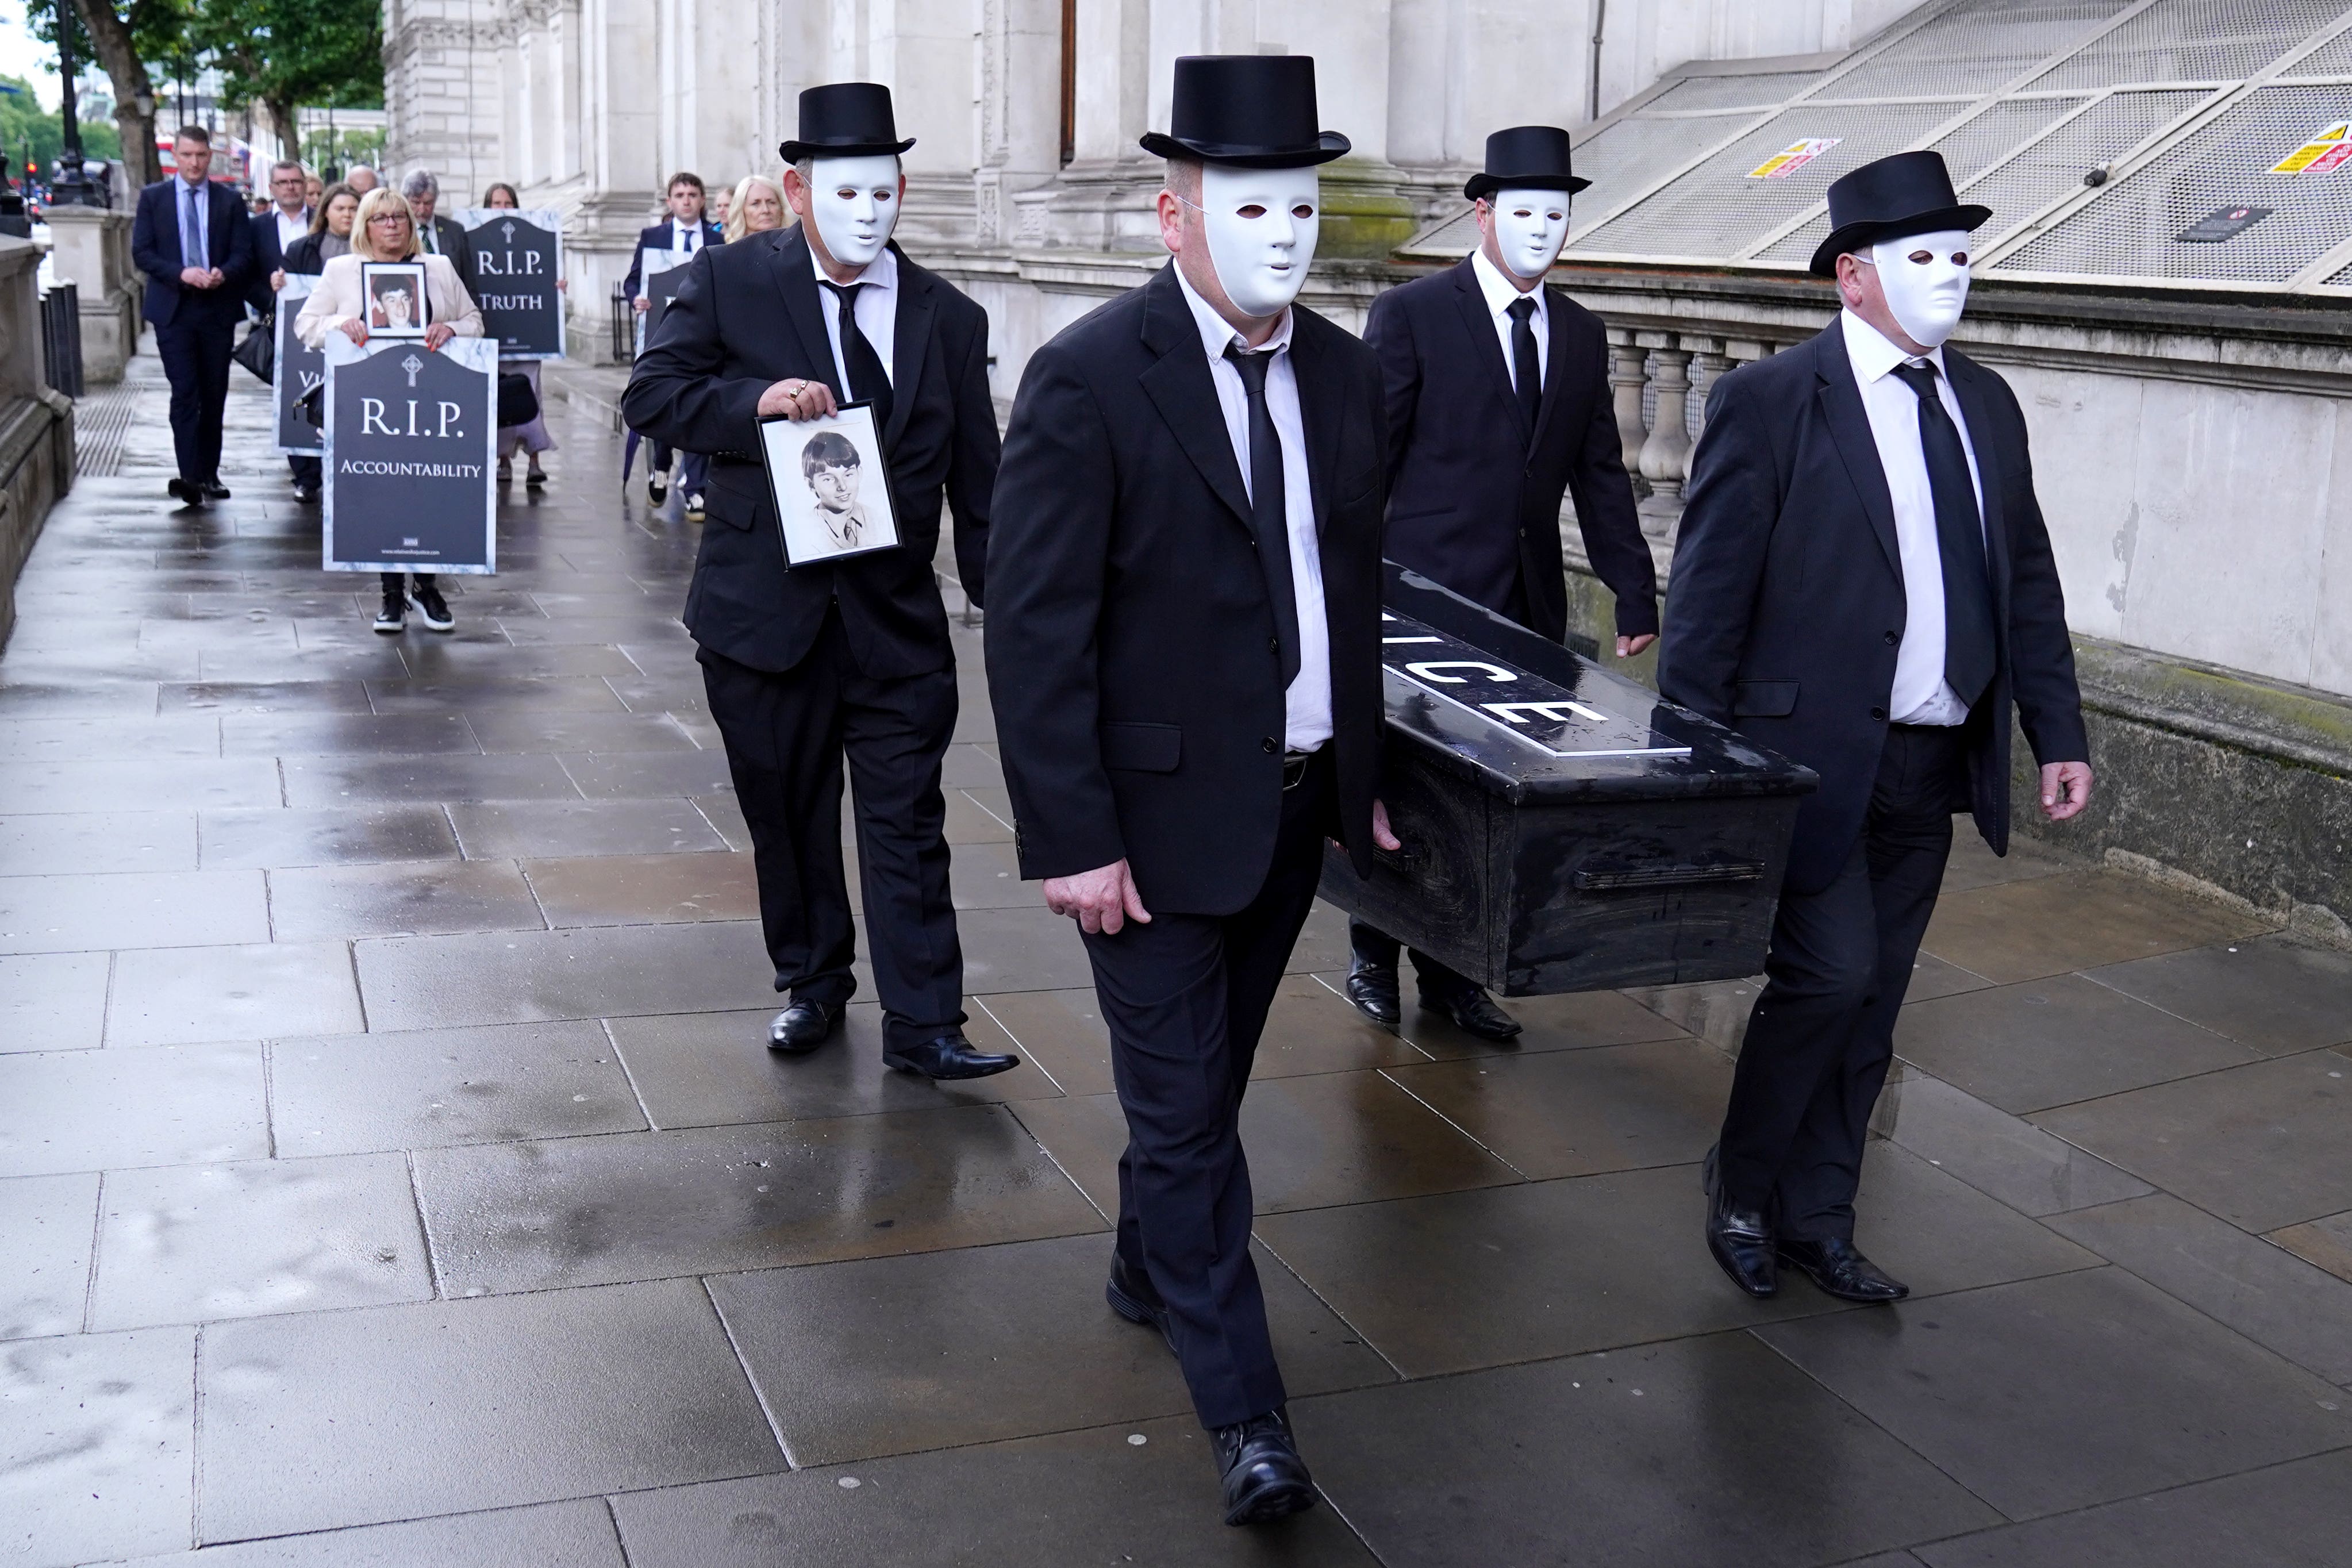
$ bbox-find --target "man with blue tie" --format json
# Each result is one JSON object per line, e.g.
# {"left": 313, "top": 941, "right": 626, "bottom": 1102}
{"left": 131, "top": 125, "right": 256, "bottom": 506}
{"left": 624, "top": 173, "right": 726, "bottom": 511}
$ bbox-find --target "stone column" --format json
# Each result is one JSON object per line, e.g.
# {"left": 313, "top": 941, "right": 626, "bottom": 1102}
{"left": 1687, "top": 335, "right": 1728, "bottom": 444}
{"left": 40, "top": 207, "right": 137, "bottom": 383}
{"left": 973, "top": 0, "right": 1063, "bottom": 245}
{"left": 1607, "top": 326, "right": 1650, "bottom": 495}
{"left": 1636, "top": 332, "right": 1693, "bottom": 544}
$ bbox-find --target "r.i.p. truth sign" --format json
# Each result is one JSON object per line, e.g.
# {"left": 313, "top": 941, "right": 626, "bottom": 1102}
{"left": 460, "top": 207, "right": 565, "bottom": 359}
{"left": 320, "top": 334, "right": 498, "bottom": 574}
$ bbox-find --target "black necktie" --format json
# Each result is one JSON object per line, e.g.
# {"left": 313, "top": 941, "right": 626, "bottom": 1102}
{"left": 1890, "top": 360, "right": 1997, "bottom": 706}
{"left": 822, "top": 280, "right": 893, "bottom": 436}
{"left": 1223, "top": 343, "right": 1301, "bottom": 690}
{"left": 1507, "top": 296, "right": 1542, "bottom": 436}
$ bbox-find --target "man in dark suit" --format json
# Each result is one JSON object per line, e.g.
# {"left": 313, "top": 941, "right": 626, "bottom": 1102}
{"left": 130, "top": 125, "right": 256, "bottom": 506}
{"left": 621, "top": 83, "right": 1012, "bottom": 1083}
{"left": 1661, "top": 151, "right": 2093, "bottom": 1305}
{"left": 248, "top": 159, "right": 318, "bottom": 498}
{"left": 400, "top": 170, "right": 478, "bottom": 294}
{"left": 622, "top": 172, "right": 727, "bottom": 510}
{"left": 1346, "top": 125, "right": 1661, "bottom": 1041}
{"left": 988, "top": 55, "right": 1397, "bottom": 1527}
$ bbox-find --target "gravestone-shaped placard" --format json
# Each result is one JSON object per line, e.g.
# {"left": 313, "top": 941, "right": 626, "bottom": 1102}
{"left": 638, "top": 248, "right": 687, "bottom": 353}
{"left": 273, "top": 274, "right": 324, "bottom": 456}
{"left": 460, "top": 207, "right": 564, "bottom": 358}
{"left": 321, "top": 335, "right": 498, "bottom": 574}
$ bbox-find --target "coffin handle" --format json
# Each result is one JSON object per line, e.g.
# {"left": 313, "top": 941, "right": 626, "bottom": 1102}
{"left": 1573, "top": 860, "right": 1765, "bottom": 891}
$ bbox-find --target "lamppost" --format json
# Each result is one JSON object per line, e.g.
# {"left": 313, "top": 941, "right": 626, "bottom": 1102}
{"left": 49, "top": 5, "right": 97, "bottom": 207}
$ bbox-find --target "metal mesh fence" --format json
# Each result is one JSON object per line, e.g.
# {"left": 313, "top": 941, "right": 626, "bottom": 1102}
{"left": 1569, "top": 100, "right": 1959, "bottom": 260}
{"left": 2276, "top": 23, "right": 2352, "bottom": 72}
{"left": 1824, "top": 0, "right": 2140, "bottom": 98}
{"left": 1994, "top": 82, "right": 2352, "bottom": 280}
{"left": 2027, "top": 0, "right": 2352, "bottom": 86}
{"left": 1751, "top": 97, "right": 2092, "bottom": 264}
{"left": 1643, "top": 72, "right": 1830, "bottom": 112}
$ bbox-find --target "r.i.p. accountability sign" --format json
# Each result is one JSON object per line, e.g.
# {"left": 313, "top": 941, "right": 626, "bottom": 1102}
{"left": 321, "top": 334, "right": 498, "bottom": 574}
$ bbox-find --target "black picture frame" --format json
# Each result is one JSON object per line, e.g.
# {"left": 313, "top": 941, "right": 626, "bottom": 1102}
{"left": 756, "top": 400, "right": 902, "bottom": 568}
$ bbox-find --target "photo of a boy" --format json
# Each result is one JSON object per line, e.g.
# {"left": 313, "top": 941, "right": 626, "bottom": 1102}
{"left": 802, "top": 430, "right": 868, "bottom": 554}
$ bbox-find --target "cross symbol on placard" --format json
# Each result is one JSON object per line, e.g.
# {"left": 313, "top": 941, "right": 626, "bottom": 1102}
{"left": 400, "top": 352, "right": 425, "bottom": 387}
{"left": 500, "top": 220, "right": 515, "bottom": 241}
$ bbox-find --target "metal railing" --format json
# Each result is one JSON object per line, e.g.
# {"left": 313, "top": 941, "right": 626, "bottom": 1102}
{"left": 609, "top": 285, "right": 634, "bottom": 364}
{"left": 40, "top": 280, "right": 83, "bottom": 399}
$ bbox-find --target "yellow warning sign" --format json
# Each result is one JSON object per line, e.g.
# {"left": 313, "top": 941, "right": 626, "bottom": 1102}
{"left": 1746, "top": 138, "right": 1842, "bottom": 179}
{"left": 2272, "top": 122, "right": 2352, "bottom": 175}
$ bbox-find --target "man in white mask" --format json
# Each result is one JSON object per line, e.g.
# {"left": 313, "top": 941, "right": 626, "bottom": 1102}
{"left": 1346, "top": 125, "right": 1660, "bottom": 1041}
{"left": 986, "top": 53, "right": 1398, "bottom": 1528}
{"left": 621, "top": 82, "right": 1013, "bottom": 1084}
{"left": 1663, "top": 149, "right": 2093, "bottom": 1305}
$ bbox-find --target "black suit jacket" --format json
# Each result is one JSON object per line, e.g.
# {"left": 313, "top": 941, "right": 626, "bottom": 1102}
{"left": 130, "top": 177, "right": 255, "bottom": 329}
{"left": 624, "top": 219, "right": 725, "bottom": 299}
{"left": 1365, "top": 257, "right": 1657, "bottom": 640}
{"left": 1658, "top": 320, "right": 2087, "bottom": 896}
{"left": 421, "top": 214, "right": 478, "bottom": 294}
{"left": 619, "top": 225, "right": 997, "bottom": 681}
{"left": 246, "top": 207, "right": 309, "bottom": 311}
{"left": 985, "top": 262, "right": 1389, "bottom": 916}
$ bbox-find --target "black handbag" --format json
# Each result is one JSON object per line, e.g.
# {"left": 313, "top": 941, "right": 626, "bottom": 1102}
{"left": 497, "top": 371, "right": 540, "bottom": 428}
{"left": 232, "top": 317, "right": 274, "bottom": 384}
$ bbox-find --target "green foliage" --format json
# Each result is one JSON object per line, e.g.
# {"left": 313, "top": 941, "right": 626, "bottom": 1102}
{"left": 23, "top": 0, "right": 193, "bottom": 79}
{"left": 188, "top": 0, "right": 384, "bottom": 132}
{"left": 0, "top": 73, "right": 123, "bottom": 179}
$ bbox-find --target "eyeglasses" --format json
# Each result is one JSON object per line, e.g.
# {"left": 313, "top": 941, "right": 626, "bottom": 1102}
{"left": 367, "top": 215, "right": 408, "bottom": 225}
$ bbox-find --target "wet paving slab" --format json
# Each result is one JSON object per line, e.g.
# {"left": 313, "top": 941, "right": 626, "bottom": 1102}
{"left": 8, "top": 352, "right": 2352, "bottom": 1563}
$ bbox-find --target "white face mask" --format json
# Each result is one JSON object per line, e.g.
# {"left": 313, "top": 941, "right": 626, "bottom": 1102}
{"left": 1866, "top": 229, "right": 1971, "bottom": 349}
{"left": 1198, "top": 163, "right": 1320, "bottom": 320}
{"left": 1488, "top": 187, "right": 1571, "bottom": 281}
{"left": 807, "top": 155, "right": 901, "bottom": 271}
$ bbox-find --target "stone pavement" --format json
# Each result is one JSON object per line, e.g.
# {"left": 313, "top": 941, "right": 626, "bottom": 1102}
{"left": 5, "top": 342, "right": 2352, "bottom": 1568}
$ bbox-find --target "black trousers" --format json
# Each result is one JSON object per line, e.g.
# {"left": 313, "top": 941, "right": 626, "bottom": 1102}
{"left": 697, "top": 618, "right": 964, "bottom": 1051}
{"left": 1083, "top": 750, "right": 1333, "bottom": 1429}
{"left": 155, "top": 316, "right": 235, "bottom": 483}
{"left": 1717, "top": 724, "right": 1966, "bottom": 1240}
{"left": 289, "top": 455, "right": 321, "bottom": 487}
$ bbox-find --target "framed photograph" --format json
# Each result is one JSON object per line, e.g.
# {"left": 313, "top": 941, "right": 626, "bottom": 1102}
{"left": 360, "top": 260, "right": 430, "bottom": 337}
{"left": 758, "top": 401, "right": 901, "bottom": 567}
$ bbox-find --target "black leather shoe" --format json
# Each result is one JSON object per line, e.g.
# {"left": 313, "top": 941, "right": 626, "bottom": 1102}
{"left": 1778, "top": 1238, "right": 1909, "bottom": 1302}
{"left": 1106, "top": 1253, "right": 1177, "bottom": 1355}
{"left": 1702, "top": 1147, "right": 1778, "bottom": 1298}
{"left": 202, "top": 481, "right": 232, "bottom": 501}
{"left": 766, "top": 999, "right": 840, "bottom": 1054}
{"left": 883, "top": 1030, "right": 1019, "bottom": 1080}
{"left": 168, "top": 477, "right": 203, "bottom": 505}
{"left": 1213, "top": 1408, "right": 1317, "bottom": 1527}
{"left": 1344, "top": 956, "right": 1400, "bottom": 1027}
{"left": 1425, "top": 984, "right": 1523, "bottom": 1040}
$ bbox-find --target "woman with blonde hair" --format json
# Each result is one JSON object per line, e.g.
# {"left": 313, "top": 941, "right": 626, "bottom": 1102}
{"left": 296, "top": 187, "right": 486, "bottom": 635}
{"left": 723, "top": 174, "right": 786, "bottom": 244}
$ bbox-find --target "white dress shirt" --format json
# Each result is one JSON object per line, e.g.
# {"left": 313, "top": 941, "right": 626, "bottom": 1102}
{"left": 275, "top": 206, "right": 310, "bottom": 253}
{"left": 1174, "top": 264, "right": 1332, "bottom": 752}
{"left": 670, "top": 217, "right": 707, "bottom": 256}
{"left": 1471, "top": 246, "right": 1548, "bottom": 393}
{"left": 1841, "top": 309, "right": 1985, "bottom": 727}
{"left": 812, "top": 241, "right": 898, "bottom": 400}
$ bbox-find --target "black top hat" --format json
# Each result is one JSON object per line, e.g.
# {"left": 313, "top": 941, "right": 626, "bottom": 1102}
{"left": 1809, "top": 149, "right": 1990, "bottom": 277}
{"left": 1465, "top": 126, "right": 1590, "bottom": 201}
{"left": 1138, "top": 55, "right": 1351, "bottom": 169}
{"left": 778, "top": 82, "right": 916, "bottom": 163}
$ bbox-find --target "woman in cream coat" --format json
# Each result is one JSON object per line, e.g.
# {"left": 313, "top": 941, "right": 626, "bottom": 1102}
{"left": 297, "top": 187, "right": 485, "bottom": 635}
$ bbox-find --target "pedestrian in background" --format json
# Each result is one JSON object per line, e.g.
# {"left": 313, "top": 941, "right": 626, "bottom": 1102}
{"left": 304, "top": 170, "right": 324, "bottom": 210}
{"left": 622, "top": 171, "right": 724, "bottom": 515}
{"left": 723, "top": 174, "right": 785, "bottom": 243}
{"left": 294, "top": 187, "right": 485, "bottom": 635}
{"left": 270, "top": 180, "right": 358, "bottom": 504}
{"left": 482, "top": 180, "right": 560, "bottom": 488}
{"left": 402, "top": 170, "right": 479, "bottom": 295}
{"left": 345, "top": 166, "right": 381, "bottom": 195}
{"left": 130, "top": 124, "right": 255, "bottom": 508}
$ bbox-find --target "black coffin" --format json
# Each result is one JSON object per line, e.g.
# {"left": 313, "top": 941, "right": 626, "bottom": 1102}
{"left": 1318, "top": 566, "right": 1818, "bottom": 996}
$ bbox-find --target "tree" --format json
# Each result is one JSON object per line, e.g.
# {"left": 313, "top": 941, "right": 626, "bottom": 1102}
{"left": 190, "top": 0, "right": 382, "bottom": 168}
{"left": 29, "top": 0, "right": 187, "bottom": 187}
{"left": 0, "top": 73, "right": 124, "bottom": 185}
